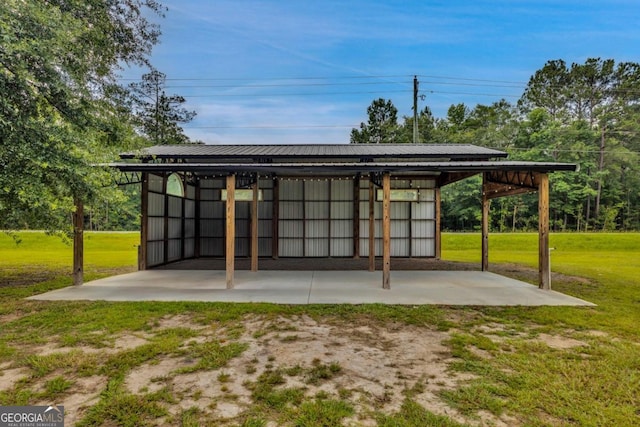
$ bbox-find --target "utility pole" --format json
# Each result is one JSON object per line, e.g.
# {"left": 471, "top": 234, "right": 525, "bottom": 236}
{"left": 413, "top": 76, "right": 420, "bottom": 143}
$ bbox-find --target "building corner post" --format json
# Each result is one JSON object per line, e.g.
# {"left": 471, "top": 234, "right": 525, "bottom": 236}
{"left": 538, "top": 173, "right": 550, "bottom": 290}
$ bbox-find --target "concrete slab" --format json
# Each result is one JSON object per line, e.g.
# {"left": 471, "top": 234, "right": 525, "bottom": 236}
{"left": 29, "top": 270, "right": 595, "bottom": 306}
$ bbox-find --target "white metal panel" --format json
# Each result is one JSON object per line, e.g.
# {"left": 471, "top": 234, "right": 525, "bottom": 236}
{"left": 392, "top": 239, "right": 410, "bottom": 256}
{"left": 359, "top": 239, "right": 383, "bottom": 257}
{"left": 412, "top": 239, "right": 435, "bottom": 257}
{"left": 418, "top": 189, "right": 436, "bottom": 202}
{"left": 148, "top": 193, "right": 164, "bottom": 216}
{"left": 280, "top": 239, "right": 303, "bottom": 257}
{"left": 391, "top": 220, "right": 410, "bottom": 238}
{"left": 331, "top": 239, "right": 353, "bottom": 257}
{"left": 185, "top": 219, "right": 195, "bottom": 238}
{"left": 185, "top": 200, "right": 195, "bottom": 218}
{"left": 280, "top": 201, "right": 303, "bottom": 219}
{"left": 168, "top": 218, "right": 182, "bottom": 239}
{"left": 331, "top": 179, "right": 352, "bottom": 200}
{"left": 331, "top": 220, "right": 352, "bottom": 237}
{"left": 184, "top": 238, "right": 195, "bottom": 258}
{"left": 305, "top": 201, "right": 328, "bottom": 219}
{"left": 168, "top": 196, "right": 182, "bottom": 217}
{"left": 168, "top": 239, "right": 181, "bottom": 261}
{"left": 147, "top": 241, "right": 164, "bottom": 266}
{"left": 305, "top": 180, "right": 328, "bottom": 200}
{"left": 200, "top": 219, "right": 224, "bottom": 237}
{"left": 281, "top": 180, "right": 303, "bottom": 199}
{"left": 259, "top": 238, "right": 272, "bottom": 256}
{"left": 411, "top": 220, "right": 436, "bottom": 238}
{"left": 331, "top": 202, "right": 352, "bottom": 219}
{"left": 148, "top": 174, "right": 163, "bottom": 192}
{"left": 200, "top": 238, "right": 223, "bottom": 256}
{"left": 279, "top": 220, "right": 303, "bottom": 238}
{"left": 306, "top": 239, "right": 329, "bottom": 257}
{"left": 186, "top": 184, "right": 196, "bottom": 199}
{"left": 391, "top": 203, "right": 410, "bottom": 219}
{"left": 200, "top": 178, "right": 223, "bottom": 189}
{"left": 306, "top": 220, "right": 329, "bottom": 238}
{"left": 235, "top": 238, "right": 249, "bottom": 257}
{"left": 148, "top": 218, "right": 164, "bottom": 241}
{"left": 413, "top": 179, "right": 436, "bottom": 189}
{"left": 412, "top": 201, "right": 435, "bottom": 218}
{"left": 359, "top": 220, "right": 382, "bottom": 238}
{"left": 258, "top": 220, "right": 272, "bottom": 237}
{"left": 200, "top": 189, "right": 217, "bottom": 201}
{"left": 259, "top": 201, "right": 273, "bottom": 218}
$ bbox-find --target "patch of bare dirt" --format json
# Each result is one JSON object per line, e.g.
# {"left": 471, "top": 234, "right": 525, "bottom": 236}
{"left": 0, "top": 364, "right": 29, "bottom": 392}
{"left": 535, "top": 333, "right": 587, "bottom": 350}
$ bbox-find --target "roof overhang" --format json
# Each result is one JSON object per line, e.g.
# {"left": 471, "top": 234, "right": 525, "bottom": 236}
{"left": 107, "top": 160, "right": 577, "bottom": 175}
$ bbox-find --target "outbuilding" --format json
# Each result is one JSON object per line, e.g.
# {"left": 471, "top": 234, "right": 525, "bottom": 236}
{"left": 72, "top": 143, "right": 575, "bottom": 290}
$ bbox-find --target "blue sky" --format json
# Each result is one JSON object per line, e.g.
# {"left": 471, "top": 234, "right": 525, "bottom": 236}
{"left": 122, "top": 0, "right": 640, "bottom": 145}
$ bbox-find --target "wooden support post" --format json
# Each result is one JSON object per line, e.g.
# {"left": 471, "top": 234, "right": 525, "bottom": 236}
{"left": 73, "top": 198, "right": 84, "bottom": 286}
{"left": 538, "top": 173, "right": 550, "bottom": 290}
{"left": 226, "top": 174, "right": 236, "bottom": 289}
{"left": 272, "top": 177, "right": 279, "bottom": 259}
{"left": 434, "top": 187, "right": 442, "bottom": 259}
{"left": 139, "top": 173, "right": 149, "bottom": 270}
{"left": 481, "top": 173, "right": 490, "bottom": 272}
{"left": 251, "top": 176, "right": 259, "bottom": 272}
{"left": 368, "top": 178, "right": 375, "bottom": 272}
{"left": 382, "top": 173, "right": 391, "bottom": 289}
{"left": 353, "top": 175, "right": 360, "bottom": 258}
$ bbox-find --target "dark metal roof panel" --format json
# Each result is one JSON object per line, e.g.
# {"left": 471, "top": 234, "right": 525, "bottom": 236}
{"left": 120, "top": 144, "right": 507, "bottom": 160}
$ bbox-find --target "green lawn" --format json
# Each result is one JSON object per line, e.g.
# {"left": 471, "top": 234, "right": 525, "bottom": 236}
{"left": 0, "top": 232, "right": 638, "bottom": 426}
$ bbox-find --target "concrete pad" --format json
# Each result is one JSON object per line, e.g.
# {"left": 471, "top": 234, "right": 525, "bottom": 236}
{"left": 29, "top": 270, "right": 594, "bottom": 306}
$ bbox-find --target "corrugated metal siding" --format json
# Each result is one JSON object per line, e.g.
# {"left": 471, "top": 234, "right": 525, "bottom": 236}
{"left": 148, "top": 173, "right": 163, "bottom": 192}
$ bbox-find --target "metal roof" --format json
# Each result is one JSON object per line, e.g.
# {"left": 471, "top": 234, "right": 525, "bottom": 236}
{"left": 109, "top": 160, "right": 577, "bottom": 175}
{"left": 120, "top": 143, "right": 508, "bottom": 160}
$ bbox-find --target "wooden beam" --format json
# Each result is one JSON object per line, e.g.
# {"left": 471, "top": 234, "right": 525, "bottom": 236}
{"left": 435, "top": 187, "right": 441, "bottom": 259}
{"left": 73, "top": 198, "right": 84, "bottom": 286}
{"left": 139, "top": 173, "right": 149, "bottom": 270}
{"left": 251, "top": 176, "right": 259, "bottom": 272}
{"left": 272, "top": 177, "right": 279, "bottom": 259}
{"left": 538, "top": 173, "right": 550, "bottom": 289}
{"left": 382, "top": 172, "right": 391, "bottom": 289}
{"left": 226, "top": 174, "right": 236, "bottom": 289}
{"left": 481, "top": 173, "right": 490, "bottom": 272}
{"left": 353, "top": 175, "right": 360, "bottom": 258}
{"left": 368, "top": 178, "right": 375, "bottom": 272}
{"left": 438, "top": 171, "right": 478, "bottom": 187}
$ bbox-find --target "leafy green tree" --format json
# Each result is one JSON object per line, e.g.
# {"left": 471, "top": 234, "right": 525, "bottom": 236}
{"left": 129, "top": 70, "right": 196, "bottom": 145}
{"left": 0, "top": 0, "right": 164, "bottom": 232}
{"left": 350, "top": 98, "right": 399, "bottom": 144}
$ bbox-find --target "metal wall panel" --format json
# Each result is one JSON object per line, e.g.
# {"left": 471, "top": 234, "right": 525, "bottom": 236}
{"left": 331, "top": 179, "right": 352, "bottom": 199}
{"left": 391, "top": 221, "right": 410, "bottom": 238}
{"left": 331, "top": 202, "right": 352, "bottom": 219}
{"left": 391, "top": 239, "right": 410, "bottom": 256}
{"left": 148, "top": 193, "right": 164, "bottom": 216}
{"left": 281, "top": 180, "right": 303, "bottom": 199}
{"left": 280, "top": 201, "right": 303, "bottom": 219}
{"left": 200, "top": 219, "right": 224, "bottom": 237}
{"left": 185, "top": 200, "right": 195, "bottom": 218}
{"left": 168, "top": 239, "right": 181, "bottom": 262}
{"left": 258, "top": 220, "right": 272, "bottom": 238}
{"left": 306, "top": 239, "right": 329, "bottom": 257}
{"left": 305, "top": 202, "right": 328, "bottom": 219}
{"left": 200, "top": 178, "right": 223, "bottom": 189}
{"left": 186, "top": 184, "right": 196, "bottom": 199}
{"left": 412, "top": 202, "right": 435, "bottom": 218}
{"left": 148, "top": 174, "right": 163, "bottom": 192}
{"left": 305, "top": 180, "right": 328, "bottom": 200}
{"left": 411, "top": 220, "right": 436, "bottom": 238}
{"left": 306, "top": 220, "right": 328, "bottom": 238}
{"left": 185, "top": 219, "right": 195, "bottom": 238}
{"left": 332, "top": 220, "right": 352, "bottom": 237}
{"left": 331, "top": 238, "right": 353, "bottom": 257}
{"left": 412, "top": 239, "right": 435, "bottom": 257}
{"left": 280, "top": 239, "right": 303, "bottom": 257}
{"left": 168, "top": 196, "right": 182, "bottom": 217}
{"left": 418, "top": 189, "right": 435, "bottom": 202}
{"left": 148, "top": 218, "right": 164, "bottom": 241}
{"left": 147, "top": 241, "right": 164, "bottom": 266}
{"left": 168, "top": 218, "right": 182, "bottom": 239}
{"left": 184, "top": 239, "right": 195, "bottom": 258}
{"left": 200, "top": 189, "right": 217, "bottom": 201}
{"left": 259, "top": 239, "right": 272, "bottom": 257}
{"left": 279, "top": 221, "right": 303, "bottom": 237}
{"left": 200, "top": 238, "right": 223, "bottom": 256}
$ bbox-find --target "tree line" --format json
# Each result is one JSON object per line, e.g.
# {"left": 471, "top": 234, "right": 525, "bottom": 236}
{"left": 351, "top": 58, "right": 640, "bottom": 232}
{"left": 1, "top": 2, "right": 637, "bottom": 233}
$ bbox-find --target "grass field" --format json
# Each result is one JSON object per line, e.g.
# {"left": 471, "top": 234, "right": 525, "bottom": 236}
{"left": 0, "top": 232, "right": 638, "bottom": 426}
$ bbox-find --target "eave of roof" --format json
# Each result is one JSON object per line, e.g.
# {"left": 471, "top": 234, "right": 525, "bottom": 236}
{"left": 108, "top": 160, "right": 577, "bottom": 175}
